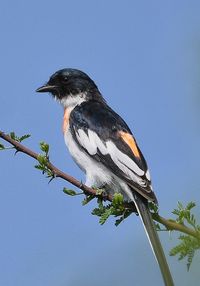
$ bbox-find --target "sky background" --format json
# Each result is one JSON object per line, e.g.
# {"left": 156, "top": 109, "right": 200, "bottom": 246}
{"left": 0, "top": 1, "right": 200, "bottom": 285}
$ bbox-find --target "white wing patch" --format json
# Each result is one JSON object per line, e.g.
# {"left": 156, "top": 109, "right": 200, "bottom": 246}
{"left": 88, "top": 130, "right": 108, "bottom": 155}
{"left": 146, "top": 169, "right": 151, "bottom": 181}
{"left": 76, "top": 129, "right": 95, "bottom": 155}
{"left": 76, "top": 129, "right": 108, "bottom": 155}
{"left": 74, "top": 129, "right": 148, "bottom": 187}
{"left": 106, "top": 141, "right": 144, "bottom": 176}
{"left": 106, "top": 140, "right": 146, "bottom": 187}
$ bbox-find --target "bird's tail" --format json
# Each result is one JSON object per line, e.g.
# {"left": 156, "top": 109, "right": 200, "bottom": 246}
{"left": 132, "top": 193, "right": 174, "bottom": 286}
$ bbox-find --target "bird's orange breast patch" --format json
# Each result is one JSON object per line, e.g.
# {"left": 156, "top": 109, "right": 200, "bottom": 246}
{"left": 62, "top": 108, "right": 72, "bottom": 133}
{"left": 119, "top": 131, "right": 141, "bottom": 159}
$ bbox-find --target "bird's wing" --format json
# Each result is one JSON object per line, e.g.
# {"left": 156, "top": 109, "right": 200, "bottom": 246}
{"left": 69, "top": 101, "right": 156, "bottom": 201}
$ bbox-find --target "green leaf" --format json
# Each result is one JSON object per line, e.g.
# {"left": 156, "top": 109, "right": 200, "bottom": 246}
{"left": 34, "top": 164, "right": 45, "bottom": 170}
{"left": 172, "top": 208, "right": 180, "bottom": 216}
{"left": 9, "top": 132, "right": 30, "bottom": 143}
{"left": 170, "top": 234, "right": 200, "bottom": 270}
{"left": 99, "top": 206, "right": 114, "bottom": 225}
{"left": 92, "top": 207, "right": 105, "bottom": 217}
{"left": 63, "top": 188, "right": 78, "bottom": 196}
{"left": 10, "top": 132, "right": 16, "bottom": 140}
{"left": 177, "top": 201, "right": 184, "bottom": 209}
{"left": 95, "top": 188, "right": 105, "bottom": 196}
{"left": 115, "top": 216, "right": 124, "bottom": 226}
{"left": 40, "top": 141, "right": 49, "bottom": 154}
{"left": 149, "top": 202, "right": 159, "bottom": 213}
{"left": 37, "top": 154, "right": 48, "bottom": 165}
{"left": 186, "top": 201, "right": 196, "bottom": 210}
{"left": 112, "top": 193, "right": 123, "bottom": 208}
{"left": 97, "top": 197, "right": 104, "bottom": 211}
{"left": 154, "top": 223, "right": 162, "bottom": 231}
{"left": 187, "top": 249, "right": 195, "bottom": 271}
{"left": 115, "top": 209, "right": 132, "bottom": 226}
{"left": 82, "top": 195, "right": 95, "bottom": 205}
{"left": 0, "top": 143, "right": 5, "bottom": 150}
{"left": 19, "top": 134, "right": 31, "bottom": 142}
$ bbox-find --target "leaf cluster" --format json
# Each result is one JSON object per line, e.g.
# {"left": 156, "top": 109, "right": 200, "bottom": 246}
{"left": 10, "top": 132, "right": 31, "bottom": 143}
{"left": 75, "top": 191, "right": 132, "bottom": 226}
{"left": 63, "top": 187, "right": 83, "bottom": 196}
{"left": 169, "top": 202, "right": 200, "bottom": 269}
{"left": 0, "top": 132, "right": 30, "bottom": 150}
{"left": 34, "top": 141, "right": 54, "bottom": 180}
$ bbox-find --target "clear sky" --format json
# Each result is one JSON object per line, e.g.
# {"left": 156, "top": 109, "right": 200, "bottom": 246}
{"left": 0, "top": 1, "right": 200, "bottom": 285}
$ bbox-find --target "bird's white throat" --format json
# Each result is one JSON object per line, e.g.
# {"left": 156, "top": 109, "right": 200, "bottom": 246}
{"left": 59, "top": 92, "right": 87, "bottom": 109}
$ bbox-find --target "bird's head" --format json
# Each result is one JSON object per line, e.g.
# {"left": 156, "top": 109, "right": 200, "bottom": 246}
{"left": 36, "top": 68, "right": 103, "bottom": 108}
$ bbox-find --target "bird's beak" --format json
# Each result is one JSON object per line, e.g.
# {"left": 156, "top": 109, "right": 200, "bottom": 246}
{"left": 36, "top": 84, "right": 57, "bottom": 93}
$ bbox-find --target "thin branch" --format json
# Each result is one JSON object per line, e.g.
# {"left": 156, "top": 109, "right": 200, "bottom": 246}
{"left": 152, "top": 213, "right": 200, "bottom": 240}
{"left": 0, "top": 130, "right": 200, "bottom": 240}
{"left": 0, "top": 130, "right": 112, "bottom": 200}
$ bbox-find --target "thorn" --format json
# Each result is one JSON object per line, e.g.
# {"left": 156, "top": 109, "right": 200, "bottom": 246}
{"left": 14, "top": 149, "right": 20, "bottom": 156}
{"left": 48, "top": 173, "right": 57, "bottom": 184}
{"left": 79, "top": 180, "right": 83, "bottom": 188}
{"left": 48, "top": 176, "right": 54, "bottom": 184}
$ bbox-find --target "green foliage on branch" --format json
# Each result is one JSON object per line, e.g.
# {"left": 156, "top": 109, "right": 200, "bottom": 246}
{"left": 0, "top": 132, "right": 30, "bottom": 150}
{"left": 34, "top": 141, "right": 54, "bottom": 180}
{"left": 169, "top": 202, "right": 200, "bottom": 270}
{"left": 0, "top": 131, "right": 200, "bottom": 270}
{"left": 10, "top": 132, "right": 31, "bottom": 143}
{"left": 63, "top": 187, "right": 83, "bottom": 196}
{"left": 63, "top": 188, "right": 200, "bottom": 270}
{"left": 90, "top": 193, "right": 132, "bottom": 226}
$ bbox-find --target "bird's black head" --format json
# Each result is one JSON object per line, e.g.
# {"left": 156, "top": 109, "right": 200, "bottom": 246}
{"left": 36, "top": 68, "right": 103, "bottom": 107}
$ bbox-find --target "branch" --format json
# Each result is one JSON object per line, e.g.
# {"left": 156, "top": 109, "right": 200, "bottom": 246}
{"left": 0, "top": 130, "right": 112, "bottom": 200}
{"left": 152, "top": 214, "right": 200, "bottom": 240}
{"left": 0, "top": 130, "right": 199, "bottom": 240}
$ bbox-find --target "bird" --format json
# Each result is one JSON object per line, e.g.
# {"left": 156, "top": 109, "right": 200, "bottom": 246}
{"left": 36, "top": 68, "right": 174, "bottom": 286}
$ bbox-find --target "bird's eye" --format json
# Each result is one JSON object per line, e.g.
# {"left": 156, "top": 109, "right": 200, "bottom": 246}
{"left": 63, "top": 76, "right": 68, "bottom": 81}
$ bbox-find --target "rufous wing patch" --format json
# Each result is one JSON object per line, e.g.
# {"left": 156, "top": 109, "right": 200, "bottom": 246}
{"left": 62, "top": 107, "right": 72, "bottom": 134}
{"left": 119, "top": 131, "right": 141, "bottom": 159}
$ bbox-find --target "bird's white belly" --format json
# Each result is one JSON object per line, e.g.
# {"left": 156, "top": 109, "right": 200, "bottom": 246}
{"left": 64, "top": 129, "right": 134, "bottom": 201}
{"left": 64, "top": 129, "right": 113, "bottom": 188}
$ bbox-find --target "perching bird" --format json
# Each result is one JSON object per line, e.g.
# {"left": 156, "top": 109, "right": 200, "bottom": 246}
{"left": 36, "top": 68, "right": 174, "bottom": 286}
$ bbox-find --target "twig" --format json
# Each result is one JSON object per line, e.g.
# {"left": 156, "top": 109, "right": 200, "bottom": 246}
{"left": 0, "top": 131, "right": 112, "bottom": 200}
{"left": 152, "top": 213, "right": 200, "bottom": 240}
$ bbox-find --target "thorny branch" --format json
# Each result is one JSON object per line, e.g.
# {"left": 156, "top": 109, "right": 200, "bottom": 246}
{"left": 0, "top": 130, "right": 112, "bottom": 199}
{"left": 0, "top": 130, "right": 200, "bottom": 240}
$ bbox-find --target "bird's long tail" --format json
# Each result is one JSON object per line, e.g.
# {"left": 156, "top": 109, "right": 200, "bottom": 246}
{"left": 132, "top": 193, "right": 174, "bottom": 286}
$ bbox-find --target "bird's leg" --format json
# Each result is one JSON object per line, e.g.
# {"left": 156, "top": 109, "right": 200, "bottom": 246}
{"left": 91, "top": 183, "right": 108, "bottom": 200}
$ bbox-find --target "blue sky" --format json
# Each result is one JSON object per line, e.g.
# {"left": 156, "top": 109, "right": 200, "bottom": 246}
{"left": 0, "top": 1, "right": 200, "bottom": 285}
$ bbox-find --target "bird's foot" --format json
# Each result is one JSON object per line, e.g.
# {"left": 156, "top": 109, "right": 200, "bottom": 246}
{"left": 92, "top": 184, "right": 108, "bottom": 199}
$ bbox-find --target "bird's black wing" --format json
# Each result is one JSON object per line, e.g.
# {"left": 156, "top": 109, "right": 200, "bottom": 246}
{"left": 69, "top": 100, "right": 156, "bottom": 201}
{"left": 70, "top": 101, "right": 175, "bottom": 285}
